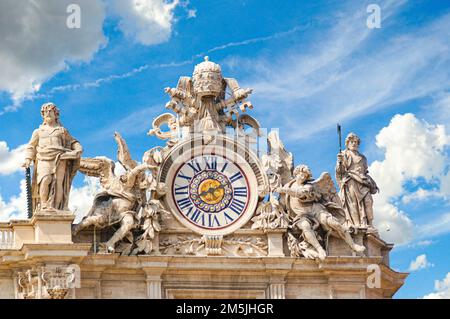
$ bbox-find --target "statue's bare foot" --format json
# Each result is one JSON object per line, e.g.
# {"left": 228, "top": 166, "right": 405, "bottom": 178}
{"left": 317, "top": 248, "right": 327, "bottom": 260}
{"left": 352, "top": 244, "right": 366, "bottom": 253}
{"left": 98, "top": 243, "right": 115, "bottom": 254}
{"left": 103, "top": 242, "right": 116, "bottom": 253}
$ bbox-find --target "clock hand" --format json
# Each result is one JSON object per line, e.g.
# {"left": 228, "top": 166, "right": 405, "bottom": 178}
{"left": 207, "top": 183, "right": 224, "bottom": 195}
{"left": 199, "top": 184, "right": 225, "bottom": 197}
{"left": 199, "top": 186, "right": 216, "bottom": 197}
{"left": 199, "top": 189, "right": 210, "bottom": 197}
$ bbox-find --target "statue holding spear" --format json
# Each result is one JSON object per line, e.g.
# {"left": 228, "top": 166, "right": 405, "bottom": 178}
{"left": 335, "top": 126, "right": 379, "bottom": 232}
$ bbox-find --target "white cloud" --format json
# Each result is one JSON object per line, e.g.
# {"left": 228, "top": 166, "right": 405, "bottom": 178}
{"left": 369, "top": 114, "right": 450, "bottom": 244}
{"left": 0, "top": 179, "right": 28, "bottom": 221}
{"left": 233, "top": 1, "right": 450, "bottom": 140}
{"left": 0, "top": 141, "right": 27, "bottom": 175}
{"left": 0, "top": 0, "right": 106, "bottom": 105}
{"left": 187, "top": 9, "right": 197, "bottom": 19}
{"left": 69, "top": 177, "right": 101, "bottom": 223}
{"left": 0, "top": 176, "right": 101, "bottom": 223}
{"left": 423, "top": 273, "right": 450, "bottom": 299}
{"left": 408, "top": 254, "right": 434, "bottom": 271}
{"left": 111, "top": 0, "right": 180, "bottom": 45}
{"left": 371, "top": 201, "right": 414, "bottom": 245}
{"left": 370, "top": 114, "right": 449, "bottom": 199}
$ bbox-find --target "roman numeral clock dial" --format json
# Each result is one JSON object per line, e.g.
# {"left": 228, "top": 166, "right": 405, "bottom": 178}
{"left": 166, "top": 151, "right": 258, "bottom": 236}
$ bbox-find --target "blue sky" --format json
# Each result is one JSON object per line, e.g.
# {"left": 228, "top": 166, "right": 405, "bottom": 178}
{"left": 0, "top": 0, "right": 450, "bottom": 298}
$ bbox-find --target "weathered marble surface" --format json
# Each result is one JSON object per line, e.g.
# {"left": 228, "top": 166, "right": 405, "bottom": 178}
{"left": 0, "top": 57, "right": 407, "bottom": 299}
{"left": 0, "top": 229, "right": 406, "bottom": 299}
{"left": 23, "top": 103, "right": 82, "bottom": 213}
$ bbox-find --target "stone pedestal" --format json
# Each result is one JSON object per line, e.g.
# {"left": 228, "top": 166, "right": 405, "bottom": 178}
{"left": 31, "top": 211, "right": 75, "bottom": 244}
{"left": 267, "top": 229, "right": 286, "bottom": 257}
{"left": 0, "top": 217, "right": 407, "bottom": 299}
{"left": 10, "top": 220, "right": 35, "bottom": 249}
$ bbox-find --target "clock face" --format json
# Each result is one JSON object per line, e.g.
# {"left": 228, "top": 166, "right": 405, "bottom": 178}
{"left": 172, "top": 154, "right": 250, "bottom": 233}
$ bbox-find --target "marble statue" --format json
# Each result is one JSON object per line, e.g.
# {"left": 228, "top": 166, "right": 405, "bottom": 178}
{"left": 163, "top": 56, "right": 257, "bottom": 135}
{"left": 252, "top": 131, "right": 292, "bottom": 230}
{"left": 0, "top": 57, "right": 408, "bottom": 300}
{"left": 336, "top": 133, "right": 378, "bottom": 231}
{"left": 73, "top": 132, "right": 164, "bottom": 253}
{"left": 69, "top": 58, "right": 369, "bottom": 260}
{"left": 278, "top": 165, "right": 366, "bottom": 260}
{"left": 22, "top": 103, "right": 82, "bottom": 213}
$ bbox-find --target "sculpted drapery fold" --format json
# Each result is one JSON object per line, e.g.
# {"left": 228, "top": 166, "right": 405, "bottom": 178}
{"left": 335, "top": 133, "right": 378, "bottom": 231}
{"left": 23, "top": 103, "right": 82, "bottom": 213}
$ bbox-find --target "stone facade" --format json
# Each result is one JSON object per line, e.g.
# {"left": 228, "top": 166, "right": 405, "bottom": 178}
{"left": 0, "top": 57, "right": 408, "bottom": 299}
{"left": 0, "top": 217, "right": 406, "bottom": 299}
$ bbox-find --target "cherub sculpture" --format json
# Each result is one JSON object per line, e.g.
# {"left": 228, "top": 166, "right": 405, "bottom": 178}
{"left": 278, "top": 165, "right": 366, "bottom": 260}
{"left": 162, "top": 56, "right": 257, "bottom": 135}
{"left": 73, "top": 132, "right": 164, "bottom": 254}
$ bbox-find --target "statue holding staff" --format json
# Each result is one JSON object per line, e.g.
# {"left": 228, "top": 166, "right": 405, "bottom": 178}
{"left": 335, "top": 132, "right": 378, "bottom": 230}
{"left": 22, "top": 103, "right": 83, "bottom": 213}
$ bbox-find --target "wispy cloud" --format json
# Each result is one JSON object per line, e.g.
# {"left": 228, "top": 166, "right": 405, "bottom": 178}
{"left": 89, "top": 105, "right": 161, "bottom": 142}
{"left": 52, "top": 25, "right": 307, "bottom": 92}
{"left": 232, "top": 0, "right": 450, "bottom": 141}
{"left": 1, "top": 24, "right": 307, "bottom": 114}
{"left": 407, "top": 240, "right": 436, "bottom": 249}
{"left": 418, "top": 212, "right": 450, "bottom": 239}
{"left": 47, "top": 60, "right": 192, "bottom": 94}
{"left": 196, "top": 25, "right": 309, "bottom": 57}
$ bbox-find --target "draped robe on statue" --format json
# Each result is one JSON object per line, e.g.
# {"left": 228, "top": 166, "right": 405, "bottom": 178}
{"left": 25, "top": 124, "right": 82, "bottom": 212}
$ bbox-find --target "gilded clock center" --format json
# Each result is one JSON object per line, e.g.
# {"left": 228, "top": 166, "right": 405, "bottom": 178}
{"left": 189, "top": 170, "right": 233, "bottom": 213}
{"left": 198, "top": 179, "right": 224, "bottom": 204}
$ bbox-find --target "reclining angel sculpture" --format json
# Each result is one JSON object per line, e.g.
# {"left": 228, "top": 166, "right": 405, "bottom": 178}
{"left": 278, "top": 164, "right": 366, "bottom": 260}
{"left": 73, "top": 132, "right": 166, "bottom": 254}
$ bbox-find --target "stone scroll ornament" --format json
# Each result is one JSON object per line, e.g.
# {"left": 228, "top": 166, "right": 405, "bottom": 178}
{"left": 73, "top": 132, "right": 167, "bottom": 254}
{"left": 147, "top": 113, "right": 179, "bottom": 148}
{"left": 22, "top": 103, "right": 82, "bottom": 214}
